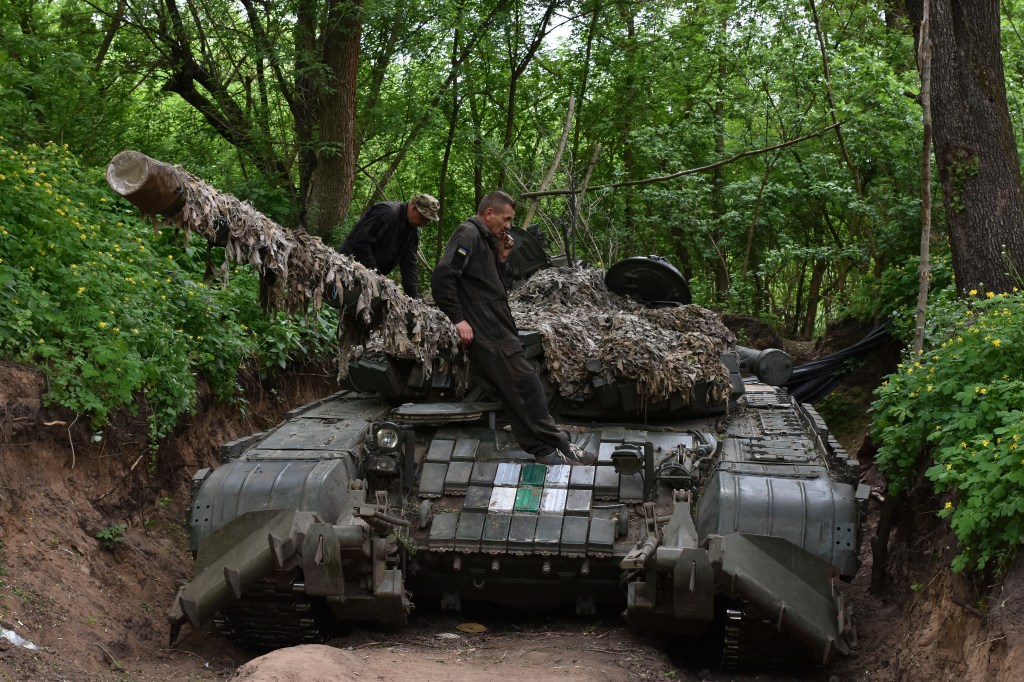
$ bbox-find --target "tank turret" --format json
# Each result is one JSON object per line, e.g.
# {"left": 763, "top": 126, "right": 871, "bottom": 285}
{"left": 106, "top": 153, "right": 865, "bottom": 670}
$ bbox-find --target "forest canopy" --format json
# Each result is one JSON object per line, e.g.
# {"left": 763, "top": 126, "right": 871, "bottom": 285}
{"left": 2, "top": 0, "right": 952, "bottom": 335}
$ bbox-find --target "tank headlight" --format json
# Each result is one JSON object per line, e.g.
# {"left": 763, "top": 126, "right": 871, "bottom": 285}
{"left": 374, "top": 423, "right": 402, "bottom": 451}
{"left": 611, "top": 445, "right": 643, "bottom": 475}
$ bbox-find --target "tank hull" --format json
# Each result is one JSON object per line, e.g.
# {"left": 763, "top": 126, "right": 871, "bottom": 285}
{"left": 170, "top": 383, "right": 864, "bottom": 668}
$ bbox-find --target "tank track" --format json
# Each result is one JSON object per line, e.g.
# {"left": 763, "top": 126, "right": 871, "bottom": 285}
{"left": 722, "top": 607, "right": 812, "bottom": 672}
{"left": 212, "top": 574, "right": 330, "bottom": 650}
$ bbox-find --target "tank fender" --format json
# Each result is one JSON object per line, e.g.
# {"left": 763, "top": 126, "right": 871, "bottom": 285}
{"left": 706, "top": 533, "right": 853, "bottom": 664}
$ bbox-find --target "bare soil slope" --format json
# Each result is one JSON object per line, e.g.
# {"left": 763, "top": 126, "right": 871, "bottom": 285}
{"left": 0, "top": 354, "right": 1020, "bottom": 682}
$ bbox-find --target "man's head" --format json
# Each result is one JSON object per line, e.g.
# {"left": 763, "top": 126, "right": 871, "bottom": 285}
{"left": 409, "top": 193, "right": 440, "bottom": 226}
{"left": 477, "top": 190, "right": 515, "bottom": 238}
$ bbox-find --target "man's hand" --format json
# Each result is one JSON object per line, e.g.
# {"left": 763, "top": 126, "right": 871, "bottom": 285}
{"left": 497, "top": 231, "right": 514, "bottom": 263}
{"left": 455, "top": 320, "right": 474, "bottom": 345}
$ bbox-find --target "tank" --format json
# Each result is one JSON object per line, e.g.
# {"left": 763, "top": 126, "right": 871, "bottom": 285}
{"left": 106, "top": 152, "right": 866, "bottom": 670}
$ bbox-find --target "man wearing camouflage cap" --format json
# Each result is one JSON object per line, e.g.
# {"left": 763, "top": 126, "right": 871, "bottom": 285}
{"left": 338, "top": 193, "right": 440, "bottom": 298}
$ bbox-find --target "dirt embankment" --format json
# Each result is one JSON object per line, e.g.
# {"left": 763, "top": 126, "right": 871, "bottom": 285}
{"left": 0, "top": 348, "right": 1022, "bottom": 681}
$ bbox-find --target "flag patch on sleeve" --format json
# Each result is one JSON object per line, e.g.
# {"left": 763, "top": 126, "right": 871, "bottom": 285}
{"left": 456, "top": 247, "right": 468, "bottom": 256}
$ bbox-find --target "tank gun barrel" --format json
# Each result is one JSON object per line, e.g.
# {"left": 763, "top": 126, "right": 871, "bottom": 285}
{"left": 104, "top": 150, "right": 464, "bottom": 383}
{"left": 736, "top": 345, "right": 793, "bottom": 386}
{"left": 106, "top": 151, "right": 189, "bottom": 219}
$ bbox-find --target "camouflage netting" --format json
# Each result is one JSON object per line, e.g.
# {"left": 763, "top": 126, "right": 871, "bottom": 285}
{"left": 156, "top": 167, "right": 468, "bottom": 387}
{"left": 119, "top": 158, "right": 734, "bottom": 406}
{"left": 509, "top": 267, "right": 735, "bottom": 406}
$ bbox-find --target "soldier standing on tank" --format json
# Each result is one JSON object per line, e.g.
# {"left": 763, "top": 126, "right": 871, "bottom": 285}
{"left": 338, "top": 194, "right": 440, "bottom": 298}
{"left": 431, "top": 191, "right": 596, "bottom": 466}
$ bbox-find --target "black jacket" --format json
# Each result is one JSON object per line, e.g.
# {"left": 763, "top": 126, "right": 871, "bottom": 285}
{"left": 339, "top": 201, "right": 419, "bottom": 297}
{"left": 431, "top": 216, "right": 518, "bottom": 346}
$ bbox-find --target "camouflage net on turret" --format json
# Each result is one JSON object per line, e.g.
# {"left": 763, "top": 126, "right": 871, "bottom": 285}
{"left": 510, "top": 267, "right": 734, "bottom": 407}
{"left": 159, "top": 168, "right": 468, "bottom": 387}
{"left": 139, "top": 163, "right": 731, "bottom": 405}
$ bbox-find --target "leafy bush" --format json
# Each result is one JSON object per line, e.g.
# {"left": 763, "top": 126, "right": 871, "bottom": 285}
{"left": 843, "top": 253, "right": 955, "bottom": 328}
{"left": 871, "top": 288, "right": 1024, "bottom": 572}
{"left": 0, "top": 139, "right": 335, "bottom": 444}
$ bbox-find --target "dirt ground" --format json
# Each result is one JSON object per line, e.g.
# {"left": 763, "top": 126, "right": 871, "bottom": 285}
{"left": 1, "top": 348, "right": 1023, "bottom": 682}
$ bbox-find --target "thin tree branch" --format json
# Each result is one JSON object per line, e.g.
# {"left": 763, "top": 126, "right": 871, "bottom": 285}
{"left": 520, "top": 95, "right": 575, "bottom": 241}
{"left": 808, "top": 0, "right": 878, "bottom": 259}
{"left": 521, "top": 123, "right": 839, "bottom": 199}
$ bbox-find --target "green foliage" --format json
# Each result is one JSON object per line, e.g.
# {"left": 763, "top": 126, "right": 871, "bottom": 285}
{"left": 95, "top": 523, "right": 126, "bottom": 550}
{"left": 0, "top": 0, "right": 948, "bottom": 330}
{"left": 0, "top": 140, "right": 335, "bottom": 445}
{"left": 872, "top": 289, "right": 1024, "bottom": 572}
{"left": 844, "top": 252, "right": 956, "bottom": 329}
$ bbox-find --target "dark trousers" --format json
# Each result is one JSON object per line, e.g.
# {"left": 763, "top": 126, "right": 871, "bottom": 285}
{"left": 468, "top": 339, "right": 568, "bottom": 457}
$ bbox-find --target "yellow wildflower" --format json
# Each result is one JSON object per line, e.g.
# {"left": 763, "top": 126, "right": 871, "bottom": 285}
{"left": 944, "top": 502, "right": 952, "bottom": 509}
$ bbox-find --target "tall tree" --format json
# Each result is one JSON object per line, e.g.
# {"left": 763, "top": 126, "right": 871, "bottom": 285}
{"left": 496, "top": 0, "right": 558, "bottom": 189}
{"left": 908, "top": 0, "right": 1024, "bottom": 294}
{"left": 108, "top": 0, "right": 363, "bottom": 236}
{"left": 303, "top": 0, "right": 362, "bottom": 236}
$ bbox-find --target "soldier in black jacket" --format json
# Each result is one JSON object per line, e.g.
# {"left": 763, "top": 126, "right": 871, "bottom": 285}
{"left": 431, "top": 191, "right": 595, "bottom": 466}
{"left": 339, "top": 194, "right": 440, "bottom": 298}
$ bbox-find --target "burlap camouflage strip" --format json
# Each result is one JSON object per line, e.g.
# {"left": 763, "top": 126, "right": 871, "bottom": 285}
{"left": 161, "top": 167, "right": 468, "bottom": 389}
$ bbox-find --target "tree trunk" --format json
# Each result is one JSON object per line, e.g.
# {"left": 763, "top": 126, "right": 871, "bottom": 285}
{"left": 471, "top": 95, "right": 484, "bottom": 207}
{"left": 94, "top": 0, "right": 126, "bottom": 68}
{"left": 292, "top": 0, "right": 318, "bottom": 227}
{"left": 497, "top": 0, "right": 558, "bottom": 190}
{"left": 358, "top": 12, "right": 405, "bottom": 147}
{"left": 808, "top": 0, "right": 878, "bottom": 268}
{"left": 908, "top": 0, "right": 1024, "bottom": 294}
{"left": 438, "top": 30, "right": 462, "bottom": 261}
{"left": 802, "top": 256, "right": 826, "bottom": 339}
{"left": 306, "top": 0, "right": 362, "bottom": 238}
{"left": 710, "top": 15, "right": 729, "bottom": 301}
{"left": 619, "top": 7, "right": 637, "bottom": 239}
{"left": 571, "top": 0, "right": 601, "bottom": 160}
{"left": 914, "top": 0, "right": 933, "bottom": 355}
